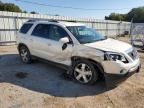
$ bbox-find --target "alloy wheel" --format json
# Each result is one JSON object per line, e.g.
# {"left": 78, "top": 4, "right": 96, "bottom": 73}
{"left": 74, "top": 63, "right": 93, "bottom": 84}
{"left": 20, "top": 48, "right": 29, "bottom": 63}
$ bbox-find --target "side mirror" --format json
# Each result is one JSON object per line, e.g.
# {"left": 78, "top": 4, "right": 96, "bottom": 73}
{"left": 59, "top": 37, "right": 70, "bottom": 50}
{"left": 59, "top": 37, "right": 70, "bottom": 44}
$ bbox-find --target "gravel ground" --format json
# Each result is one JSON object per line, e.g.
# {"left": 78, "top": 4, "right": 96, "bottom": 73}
{"left": 0, "top": 37, "right": 144, "bottom": 108}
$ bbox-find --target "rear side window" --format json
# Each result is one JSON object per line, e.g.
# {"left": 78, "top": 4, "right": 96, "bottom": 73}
{"left": 20, "top": 23, "right": 33, "bottom": 34}
{"left": 31, "top": 24, "right": 50, "bottom": 39}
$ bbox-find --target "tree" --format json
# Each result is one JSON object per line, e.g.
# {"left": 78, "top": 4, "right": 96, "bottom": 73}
{"left": 23, "top": 11, "right": 27, "bottom": 13}
{"left": 0, "top": 2, "right": 22, "bottom": 12}
{"left": 105, "top": 13, "right": 126, "bottom": 21}
{"left": 106, "top": 6, "right": 144, "bottom": 23}
{"left": 126, "top": 7, "right": 144, "bottom": 23}
{"left": 30, "top": 11, "right": 38, "bottom": 14}
{"left": 54, "top": 14, "right": 60, "bottom": 16}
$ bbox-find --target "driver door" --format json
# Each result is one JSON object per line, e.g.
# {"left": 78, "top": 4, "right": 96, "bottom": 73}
{"left": 46, "top": 24, "right": 73, "bottom": 65}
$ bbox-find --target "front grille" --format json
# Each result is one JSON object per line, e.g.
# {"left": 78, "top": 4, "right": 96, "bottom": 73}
{"left": 128, "top": 49, "right": 138, "bottom": 60}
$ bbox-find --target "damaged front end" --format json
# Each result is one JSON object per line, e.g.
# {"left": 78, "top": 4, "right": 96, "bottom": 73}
{"left": 102, "top": 51, "right": 141, "bottom": 88}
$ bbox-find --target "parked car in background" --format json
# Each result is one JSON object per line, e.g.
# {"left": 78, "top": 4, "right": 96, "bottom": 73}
{"left": 16, "top": 20, "right": 141, "bottom": 86}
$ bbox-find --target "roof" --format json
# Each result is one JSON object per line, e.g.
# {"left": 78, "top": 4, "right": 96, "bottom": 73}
{"left": 59, "top": 21, "right": 85, "bottom": 27}
{"left": 25, "top": 20, "right": 85, "bottom": 27}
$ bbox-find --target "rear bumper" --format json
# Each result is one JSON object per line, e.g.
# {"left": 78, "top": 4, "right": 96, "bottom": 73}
{"left": 104, "top": 64, "right": 141, "bottom": 88}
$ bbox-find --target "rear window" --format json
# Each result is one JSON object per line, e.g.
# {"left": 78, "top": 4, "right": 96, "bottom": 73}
{"left": 20, "top": 23, "right": 33, "bottom": 34}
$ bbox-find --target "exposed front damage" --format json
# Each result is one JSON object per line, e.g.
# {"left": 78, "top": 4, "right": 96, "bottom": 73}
{"left": 82, "top": 38, "right": 141, "bottom": 87}
{"left": 102, "top": 55, "right": 140, "bottom": 87}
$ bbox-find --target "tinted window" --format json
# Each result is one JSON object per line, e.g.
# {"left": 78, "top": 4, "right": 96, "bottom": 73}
{"left": 48, "top": 25, "right": 68, "bottom": 41}
{"left": 32, "top": 24, "right": 50, "bottom": 38}
{"left": 20, "top": 23, "right": 33, "bottom": 34}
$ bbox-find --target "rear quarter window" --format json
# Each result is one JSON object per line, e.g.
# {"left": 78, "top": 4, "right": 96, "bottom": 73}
{"left": 20, "top": 23, "right": 33, "bottom": 34}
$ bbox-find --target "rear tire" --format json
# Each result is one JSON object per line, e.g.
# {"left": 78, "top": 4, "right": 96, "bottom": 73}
{"left": 72, "top": 59, "right": 99, "bottom": 85}
{"left": 19, "top": 46, "right": 32, "bottom": 64}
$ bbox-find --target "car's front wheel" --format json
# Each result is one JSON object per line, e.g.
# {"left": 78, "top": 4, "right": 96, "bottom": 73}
{"left": 19, "top": 46, "right": 32, "bottom": 64}
{"left": 72, "top": 60, "right": 99, "bottom": 84}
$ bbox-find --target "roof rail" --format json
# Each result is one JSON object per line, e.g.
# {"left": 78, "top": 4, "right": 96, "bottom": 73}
{"left": 27, "top": 19, "right": 37, "bottom": 22}
{"left": 27, "top": 19, "right": 59, "bottom": 23}
{"left": 66, "top": 20, "right": 77, "bottom": 23}
{"left": 48, "top": 19, "right": 59, "bottom": 23}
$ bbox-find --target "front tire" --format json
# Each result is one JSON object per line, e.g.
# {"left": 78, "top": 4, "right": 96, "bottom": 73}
{"left": 19, "top": 46, "right": 32, "bottom": 64}
{"left": 72, "top": 60, "right": 99, "bottom": 85}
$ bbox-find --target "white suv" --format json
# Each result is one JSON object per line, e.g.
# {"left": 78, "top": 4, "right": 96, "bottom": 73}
{"left": 16, "top": 20, "right": 141, "bottom": 86}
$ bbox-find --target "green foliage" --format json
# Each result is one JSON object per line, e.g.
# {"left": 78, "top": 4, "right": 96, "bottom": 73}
{"left": 0, "top": 1, "right": 38, "bottom": 14}
{"left": 105, "top": 13, "right": 126, "bottom": 21}
{"left": 30, "top": 11, "right": 38, "bottom": 14}
{"left": 105, "top": 6, "right": 144, "bottom": 23}
{"left": 23, "top": 11, "right": 27, "bottom": 13}
{"left": 0, "top": 2, "right": 22, "bottom": 12}
{"left": 126, "top": 7, "right": 144, "bottom": 23}
{"left": 54, "top": 14, "right": 60, "bottom": 16}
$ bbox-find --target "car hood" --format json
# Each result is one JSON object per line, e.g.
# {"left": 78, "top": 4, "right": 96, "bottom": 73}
{"left": 84, "top": 38, "right": 132, "bottom": 53}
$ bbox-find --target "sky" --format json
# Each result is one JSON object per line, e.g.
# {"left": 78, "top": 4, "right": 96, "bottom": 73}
{"left": 2, "top": 0, "right": 144, "bottom": 19}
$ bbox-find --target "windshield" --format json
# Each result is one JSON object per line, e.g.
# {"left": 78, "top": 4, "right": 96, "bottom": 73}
{"left": 67, "top": 26, "right": 106, "bottom": 44}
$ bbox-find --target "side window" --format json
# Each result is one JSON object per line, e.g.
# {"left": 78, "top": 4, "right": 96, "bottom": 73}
{"left": 31, "top": 24, "right": 50, "bottom": 38}
{"left": 48, "top": 25, "right": 69, "bottom": 41}
{"left": 20, "top": 23, "right": 33, "bottom": 34}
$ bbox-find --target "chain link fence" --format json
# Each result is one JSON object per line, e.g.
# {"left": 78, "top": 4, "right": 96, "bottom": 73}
{"left": 131, "top": 23, "right": 144, "bottom": 48}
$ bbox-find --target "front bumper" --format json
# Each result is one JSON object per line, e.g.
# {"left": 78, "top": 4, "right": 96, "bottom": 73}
{"left": 104, "top": 64, "right": 141, "bottom": 88}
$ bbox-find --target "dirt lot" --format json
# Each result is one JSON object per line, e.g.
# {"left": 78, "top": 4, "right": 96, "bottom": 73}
{"left": 0, "top": 37, "right": 144, "bottom": 108}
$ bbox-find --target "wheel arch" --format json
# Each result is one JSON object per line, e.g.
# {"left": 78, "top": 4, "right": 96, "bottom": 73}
{"left": 71, "top": 56, "right": 104, "bottom": 75}
{"left": 18, "top": 43, "right": 29, "bottom": 52}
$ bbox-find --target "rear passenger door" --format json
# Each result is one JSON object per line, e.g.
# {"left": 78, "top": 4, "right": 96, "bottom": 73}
{"left": 30, "top": 24, "right": 52, "bottom": 59}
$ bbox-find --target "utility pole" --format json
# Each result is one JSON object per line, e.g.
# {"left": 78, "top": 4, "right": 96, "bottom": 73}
{"left": 129, "top": 18, "right": 133, "bottom": 44}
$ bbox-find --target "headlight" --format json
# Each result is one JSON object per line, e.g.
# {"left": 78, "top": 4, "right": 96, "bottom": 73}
{"left": 104, "top": 52, "right": 128, "bottom": 63}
